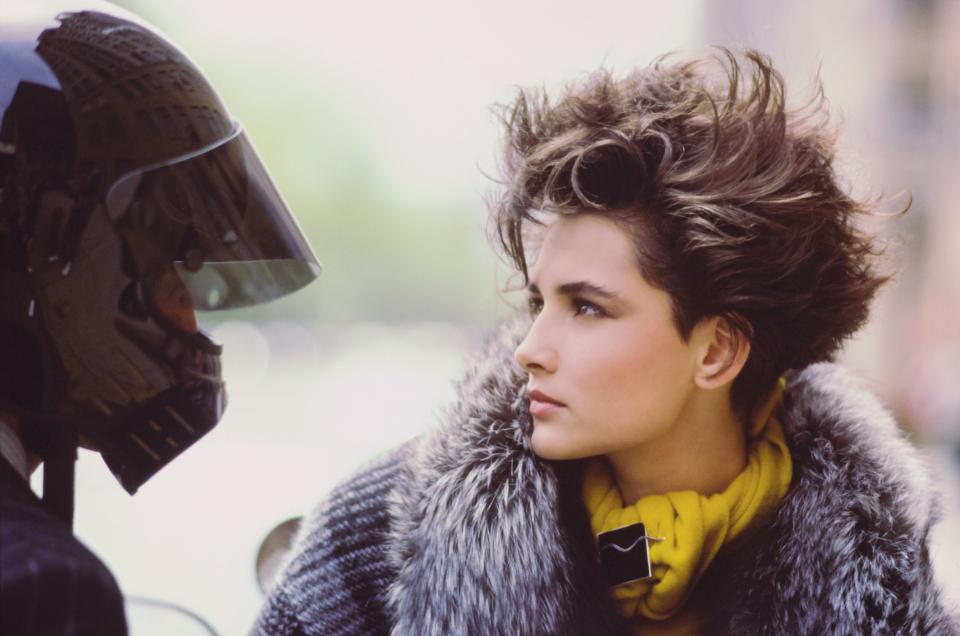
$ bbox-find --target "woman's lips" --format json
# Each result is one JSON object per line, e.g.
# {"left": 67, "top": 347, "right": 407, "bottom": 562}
{"left": 530, "top": 400, "right": 562, "bottom": 417}
{"left": 528, "top": 389, "right": 565, "bottom": 417}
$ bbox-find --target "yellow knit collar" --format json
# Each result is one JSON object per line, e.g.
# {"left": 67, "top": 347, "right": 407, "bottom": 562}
{"left": 581, "top": 380, "right": 793, "bottom": 622}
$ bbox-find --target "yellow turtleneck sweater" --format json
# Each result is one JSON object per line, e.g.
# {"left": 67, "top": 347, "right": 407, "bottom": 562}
{"left": 581, "top": 380, "right": 793, "bottom": 635}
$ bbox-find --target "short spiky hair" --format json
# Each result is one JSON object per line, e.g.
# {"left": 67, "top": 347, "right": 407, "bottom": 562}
{"left": 493, "top": 49, "right": 890, "bottom": 418}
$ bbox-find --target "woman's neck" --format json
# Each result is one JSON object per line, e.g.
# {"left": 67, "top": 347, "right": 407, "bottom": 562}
{"left": 604, "top": 388, "right": 748, "bottom": 504}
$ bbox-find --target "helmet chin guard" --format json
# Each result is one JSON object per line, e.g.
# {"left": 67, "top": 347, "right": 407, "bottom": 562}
{"left": 96, "top": 342, "right": 225, "bottom": 495}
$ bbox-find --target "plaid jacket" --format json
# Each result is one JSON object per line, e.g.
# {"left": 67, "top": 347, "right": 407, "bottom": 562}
{"left": 0, "top": 456, "right": 127, "bottom": 635}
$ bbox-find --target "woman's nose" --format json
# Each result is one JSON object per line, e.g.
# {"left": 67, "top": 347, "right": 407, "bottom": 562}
{"left": 514, "top": 317, "right": 557, "bottom": 374}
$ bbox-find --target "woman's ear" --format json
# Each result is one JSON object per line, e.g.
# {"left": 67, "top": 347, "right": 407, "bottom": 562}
{"left": 693, "top": 316, "right": 751, "bottom": 390}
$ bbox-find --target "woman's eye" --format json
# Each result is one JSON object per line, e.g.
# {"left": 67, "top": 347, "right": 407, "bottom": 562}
{"left": 573, "top": 299, "right": 605, "bottom": 317}
{"left": 527, "top": 296, "right": 605, "bottom": 318}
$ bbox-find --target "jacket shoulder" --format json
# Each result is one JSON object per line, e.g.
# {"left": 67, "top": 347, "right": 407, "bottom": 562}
{"left": 1, "top": 484, "right": 127, "bottom": 636}
{"left": 712, "top": 363, "right": 960, "bottom": 634}
{"left": 253, "top": 440, "right": 416, "bottom": 636}
{"left": 783, "top": 363, "right": 936, "bottom": 533}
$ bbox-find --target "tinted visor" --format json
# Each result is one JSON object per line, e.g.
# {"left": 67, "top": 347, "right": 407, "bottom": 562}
{"left": 106, "top": 125, "right": 321, "bottom": 310}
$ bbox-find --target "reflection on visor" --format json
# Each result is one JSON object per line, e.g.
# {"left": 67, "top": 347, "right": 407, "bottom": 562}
{"left": 106, "top": 124, "right": 321, "bottom": 310}
{"left": 174, "top": 259, "right": 319, "bottom": 310}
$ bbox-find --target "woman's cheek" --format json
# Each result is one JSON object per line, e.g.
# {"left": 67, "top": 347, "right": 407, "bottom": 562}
{"left": 593, "top": 340, "right": 677, "bottom": 419}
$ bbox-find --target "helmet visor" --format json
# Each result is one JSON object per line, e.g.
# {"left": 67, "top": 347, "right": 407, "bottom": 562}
{"left": 106, "top": 125, "right": 321, "bottom": 310}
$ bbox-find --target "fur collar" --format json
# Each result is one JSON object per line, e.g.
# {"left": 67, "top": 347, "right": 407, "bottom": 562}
{"left": 385, "top": 320, "right": 955, "bottom": 635}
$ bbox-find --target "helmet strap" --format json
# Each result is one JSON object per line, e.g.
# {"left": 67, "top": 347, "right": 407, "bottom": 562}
{"left": 20, "top": 414, "right": 78, "bottom": 528}
{"left": 43, "top": 448, "right": 77, "bottom": 528}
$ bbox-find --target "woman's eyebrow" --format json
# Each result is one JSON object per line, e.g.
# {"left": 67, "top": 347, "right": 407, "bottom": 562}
{"left": 527, "top": 281, "right": 619, "bottom": 300}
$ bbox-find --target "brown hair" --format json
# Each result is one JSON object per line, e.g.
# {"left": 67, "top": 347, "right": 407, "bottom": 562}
{"left": 492, "top": 49, "right": 890, "bottom": 418}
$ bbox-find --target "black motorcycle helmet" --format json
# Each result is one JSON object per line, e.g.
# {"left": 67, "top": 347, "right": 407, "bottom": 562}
{"left": 0, "top": 1, "right": 321, "bottom": 524}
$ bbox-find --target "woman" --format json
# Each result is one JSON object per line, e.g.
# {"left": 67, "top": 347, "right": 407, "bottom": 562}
{"left": 253, "top": 50, "right": 959, "bottom": 635}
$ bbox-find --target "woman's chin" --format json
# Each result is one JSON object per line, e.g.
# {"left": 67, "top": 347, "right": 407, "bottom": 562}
{"left": 529, "top": 426, "right": 592, "bottom": 461}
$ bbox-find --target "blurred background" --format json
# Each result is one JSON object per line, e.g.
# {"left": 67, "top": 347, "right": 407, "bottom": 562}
{"left": 27, "top": 0, "right": 959, "bottom": 632}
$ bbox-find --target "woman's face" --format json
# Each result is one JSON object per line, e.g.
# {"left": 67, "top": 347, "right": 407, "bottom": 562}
{"left": 515, "top": 214, "right": 704, "bottom": 460}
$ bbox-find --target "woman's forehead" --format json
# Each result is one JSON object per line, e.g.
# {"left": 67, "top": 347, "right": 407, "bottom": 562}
{"left": 529, "top": 214, "right": 640, "bottom": 283}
